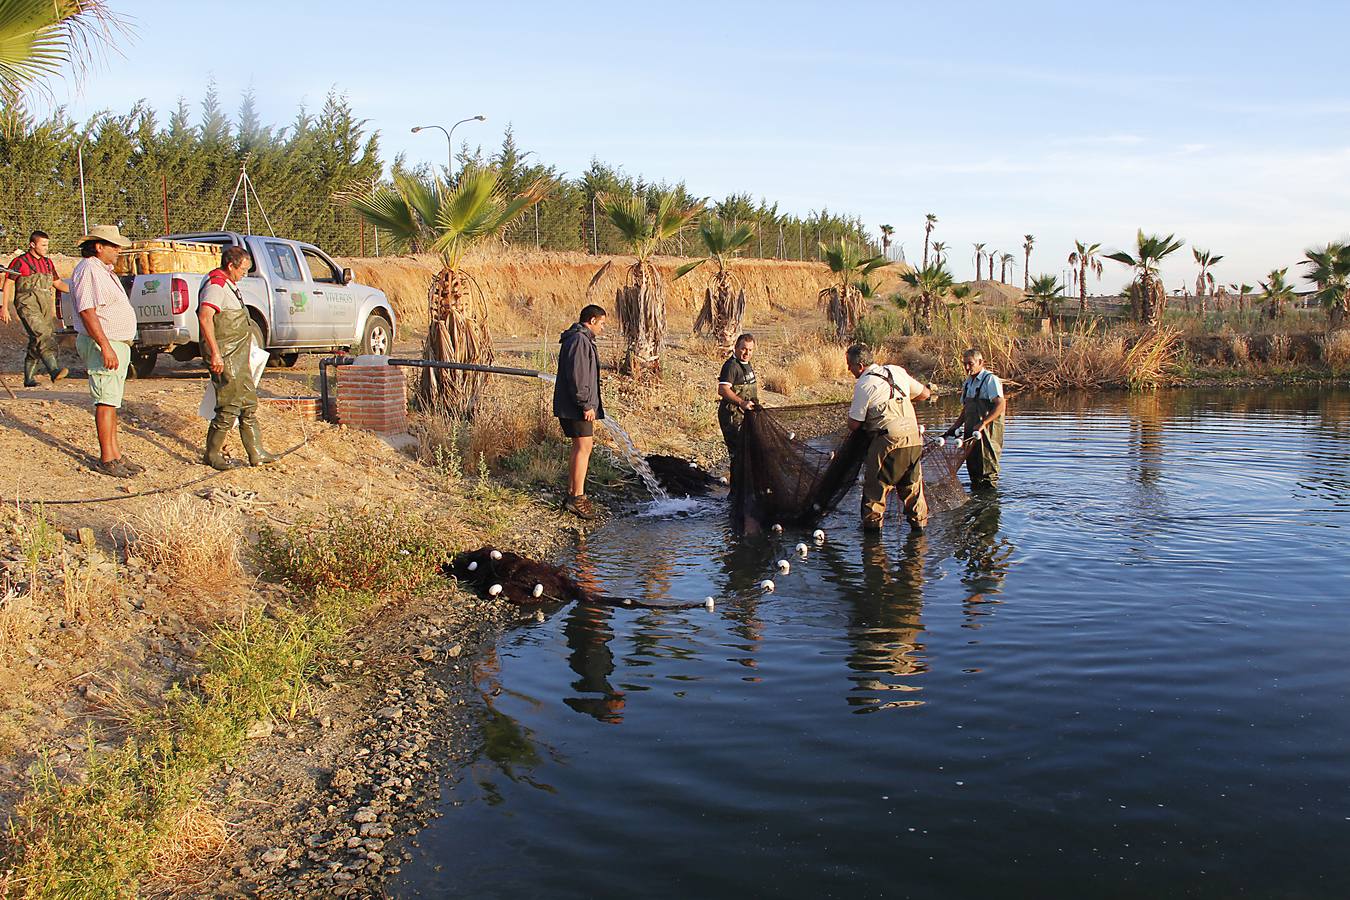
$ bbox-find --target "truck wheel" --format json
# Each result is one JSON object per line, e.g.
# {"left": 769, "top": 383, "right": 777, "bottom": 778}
{"left": 129, "top": 349, "right": 158, "bottom": 379}
{"left": 360, "top": 314, "right": 392, "bottom": 356}
{"left": 278, "top": 353, "right": 300, "bottom": 368}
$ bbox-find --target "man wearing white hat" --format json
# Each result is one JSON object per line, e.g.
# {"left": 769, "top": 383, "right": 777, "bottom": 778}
{"left": 71, "top": 225, "right": 141, "bottom": 478}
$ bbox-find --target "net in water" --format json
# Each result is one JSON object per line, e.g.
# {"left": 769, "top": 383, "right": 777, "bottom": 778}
{"left": 731, "top": 403, "right": 969, "bottom": 530}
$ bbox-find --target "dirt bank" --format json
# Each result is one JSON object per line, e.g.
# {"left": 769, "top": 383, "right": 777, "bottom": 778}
{"left": 338, "top": 248, "right": 915, "bottom": 338}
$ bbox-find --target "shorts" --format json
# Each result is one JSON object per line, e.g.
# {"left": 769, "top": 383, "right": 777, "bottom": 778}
{"left": 559, "top": 417, "right": 594, "bottom": 438}
{"left": 76, "top": 335, "right": 131, "bottom": 408}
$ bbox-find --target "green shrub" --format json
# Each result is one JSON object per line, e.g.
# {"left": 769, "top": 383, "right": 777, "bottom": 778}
{"left": 254, "top": 507, "right": 444, "bottom": 597}
{"left": 855, "top": 308, "right": 902, "bottom": 348}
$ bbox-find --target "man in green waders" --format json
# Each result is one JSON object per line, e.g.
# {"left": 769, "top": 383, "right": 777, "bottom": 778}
{"left": 942, "top": 348, "right": 1006, "bottom": 491}
{"left": 1, "top": 231, "right": 70, "bottom": 386}
{"left": 716, "top": 333, "right": 758, "bottom": 475}
{"left": 198, "top": 246, "right": 276, "bottom": 469}
{"left": 846, "top": 344, "right": 932, "bottom": 532}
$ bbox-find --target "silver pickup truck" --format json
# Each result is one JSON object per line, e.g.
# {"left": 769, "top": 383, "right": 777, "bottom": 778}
{"left": 102, "top": 231, "right": 397, "bottom": 377}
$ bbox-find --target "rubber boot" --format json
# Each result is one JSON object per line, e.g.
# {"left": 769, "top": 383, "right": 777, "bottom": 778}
{"left": 204, "top": 420, "right": 243, "bottom": 470}
{"left": 22, "top": 357, "right": 39, "bottom": 387}
{"left": 238, "top": 412, "right": 278, "bottom": 466}
{"left": 42, "top": 353, "right": 68, "bottom": 383}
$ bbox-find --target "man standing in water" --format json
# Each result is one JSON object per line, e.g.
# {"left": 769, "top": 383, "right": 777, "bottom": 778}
{"left": 943, "top": 348, "right": 1006, "bottom": 491}
{"left": 716, "top": 332, "right": 758, "bottom": 468}
{"left": 846, "top": 344, "right": 931, "bottom": 532}
{"left": 199, "top": 246, "right": 277, "bottom": 470}
{"left": 554, "top": 304, "right": 607, "bottom": 520}
{"left": 1, "top": 230, "right": 70, "bottom": 386}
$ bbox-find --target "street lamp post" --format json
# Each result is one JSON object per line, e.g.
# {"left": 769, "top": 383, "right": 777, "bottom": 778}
{"left": 411, "top": 115, "right": 486, "bottom": 181}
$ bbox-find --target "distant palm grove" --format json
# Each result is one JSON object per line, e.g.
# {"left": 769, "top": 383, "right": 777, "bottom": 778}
{"left": 0, "top": 88, "right": 877, "bottom": 258}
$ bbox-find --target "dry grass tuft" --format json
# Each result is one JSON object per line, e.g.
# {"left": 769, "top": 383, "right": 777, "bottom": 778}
{"left": 1124, "top": 327, "right": 1181, "bottom": 389}
{"left": 1228, "top": 335, "right": 1250, "bottom": 365}
{"left": 1320, "top": 330, "right": 1350, "bottom": 372}
{"left": 465, "top": 390, "right": 554, "bottom": 471}
{"left": 1268, "top": 333, "right": 1290, "bottom": 364}
{"left": 128, "top": 497, "right": 242, "bottom": 584}
{"left": 789, "top": 354, "right": 823, "bottom": 389}
{"left": 146, "top": 802, "right": 231, "bottom": 883}
{"left": 760, "top": 365, "right": 798, "bottom": 397}
{"left": 0, "top": 578, "right": 39, "bottom": 652}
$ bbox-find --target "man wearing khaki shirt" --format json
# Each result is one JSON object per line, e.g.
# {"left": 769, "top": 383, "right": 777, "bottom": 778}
{"left": 846, "top": 343, "right": 932, "bottom": 532}
{"left": 72, "top": 225, "right": 140, "bottom": 478}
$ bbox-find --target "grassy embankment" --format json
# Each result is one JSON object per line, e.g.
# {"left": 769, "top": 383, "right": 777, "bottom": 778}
{"left": 0, "top": 469, "right": 542, "bottom": 898}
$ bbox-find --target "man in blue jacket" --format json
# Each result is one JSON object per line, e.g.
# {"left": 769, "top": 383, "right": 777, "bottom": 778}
{"left": 553, "top": 304, "right": 607, "bottom": 519}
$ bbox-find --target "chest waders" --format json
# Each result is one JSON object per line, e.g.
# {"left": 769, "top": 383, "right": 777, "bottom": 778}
{"left": 13, "top": 264, "right": 66, "bottom": 386}
{"left": 860, "top": 369, "right": 928, "bottom": 530}
{"left": 961, "top": 372, "right": 1004, "bottom": 489}
{"left": 718, "top": 359, "right": 759, "bottom": 453}
{"left": 204, "top": 307, "right": 277, "bottom": 469}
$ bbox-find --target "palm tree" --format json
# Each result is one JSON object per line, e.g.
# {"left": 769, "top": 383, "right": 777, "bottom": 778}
{"left": 1301, "top": 242, "right": 1350, "bottom": 328}
{"left": 947, "top": 283, "right": 978, "bottom": 327}
{"left": 0, "top": 0, "right": 124, "bottom": 98}
{"left": 1067, "top": 241, "right": 1103, "bottom": 314}
{"left": 1228, "top": 282, "right": 1255, "bottom": 315}
{"left": 900, "top": 261, "right": 954, "bottom": 333}
{"left": 352, "top": 166, "right": 549, "bottom": 413}
{"left": 1105, "top": 231, "right": 1186, "bottom": 329}
{"left": 999, "top": 252, "right": 1016, "bottom": 284}
{"left": 677, "top": 218, "right": 755, "bottom": 354}
{"left": 1022, "top": 274, "right": 1064, "bottom": 319}
{"left": 1192, "top": 248, "right": 1224, "bottom": 313}
{"left": 880, "top": 224, "right": 895, "bottom": 258}
{"left": 931, "top": 240, "right": 948, "bottom": 265}
{"left": 923, "top": 213, "right": 937, "bottom": 268}
{"left": 987, "top": 249, "right": 997, "bottom": 282}
{"left": 593, "top": 189, "right": 704, "bottom": 374}
{"left": 1022, "top": 234, "right": 1035, "bottom": 291}
{"left": 1259, "top": 268, "right": 1295, "bottom": 320}
{"left": 818, "top": 242, "right": 890, "bottom": 340}
{"left": 973, "top": 242, "right": 986, "bottom": 280}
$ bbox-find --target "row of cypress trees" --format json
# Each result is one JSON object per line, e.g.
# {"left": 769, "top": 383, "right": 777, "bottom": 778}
{"left": 0, "top": 87, "right": 876, "bottom": 259}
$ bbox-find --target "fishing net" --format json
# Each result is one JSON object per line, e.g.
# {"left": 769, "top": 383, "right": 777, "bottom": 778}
{"left": 732, "top": 403, "right": 969, "bottom": 529}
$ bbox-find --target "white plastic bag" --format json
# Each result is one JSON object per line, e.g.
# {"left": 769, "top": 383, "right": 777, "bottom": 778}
{"left": 198, "top": 339, "right": 269, "bottom": 420}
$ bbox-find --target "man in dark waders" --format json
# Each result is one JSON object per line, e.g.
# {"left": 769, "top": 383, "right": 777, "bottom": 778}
{"left": 1, "top": 231, "right": 70, "bottom": 386}
{"left": 717, "top": 333, "right": 758, "bottom": 477}
{"left": 553, "top": 304, "right": 607, "bottom": 520}
{"left": 199, "top": 246, "right": 276, "bottom": 470}
{"left": 942, "top": 348, "right": 1006, "bottom": 491}
{"left": 845, "top": 344, "right": 932, "bottom": 532}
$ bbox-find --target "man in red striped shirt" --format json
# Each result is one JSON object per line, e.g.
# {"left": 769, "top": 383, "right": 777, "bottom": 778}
{"left": 1, "top": 231, "right": 70, "bottom": 386}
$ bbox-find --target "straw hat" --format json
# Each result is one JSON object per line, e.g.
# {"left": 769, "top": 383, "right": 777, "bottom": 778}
{"left": 76, "top": 225, "right": 132, "bottom": 248}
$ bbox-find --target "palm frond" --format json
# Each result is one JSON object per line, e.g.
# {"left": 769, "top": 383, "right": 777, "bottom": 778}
{"left": 351, "top": 189, "right": 420, "bottom": 252}
{"left": 673, "top": 259, "right": 706, "bottom": 280}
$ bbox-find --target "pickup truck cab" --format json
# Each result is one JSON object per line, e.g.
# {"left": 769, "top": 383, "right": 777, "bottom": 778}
{"left": 103, "top": 232, "right": 396, "bottom": 377}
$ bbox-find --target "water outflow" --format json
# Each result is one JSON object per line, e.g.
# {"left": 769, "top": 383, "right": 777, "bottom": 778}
{"left": 600, "top": 416, "right": 670, "bottom": 502}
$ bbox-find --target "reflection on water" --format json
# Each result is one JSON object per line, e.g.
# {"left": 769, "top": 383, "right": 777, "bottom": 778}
{"left": 844, "top": 532, "right": 927, "bottom": 712}
{"left": 399, "top": 387, "right": 1350, "bottom": 900}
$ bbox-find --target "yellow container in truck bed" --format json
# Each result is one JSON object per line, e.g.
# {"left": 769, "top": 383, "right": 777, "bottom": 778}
{"left": 115, "top": 240, "right": 220, "bottom": 276}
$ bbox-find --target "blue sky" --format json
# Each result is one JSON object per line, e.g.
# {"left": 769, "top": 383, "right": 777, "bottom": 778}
{"left": 46, "top": 0, "right": 1350, "bottom": 289}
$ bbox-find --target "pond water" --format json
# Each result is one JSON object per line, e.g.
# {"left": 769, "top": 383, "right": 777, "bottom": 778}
{"left": 395, "top": 388, "right": 1350, "bottom": 899}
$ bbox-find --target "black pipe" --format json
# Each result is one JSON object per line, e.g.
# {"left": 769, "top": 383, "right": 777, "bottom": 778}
{"left": 386, "top": 358, "right": 543, "bottom": 378}
{"left": 318, "top": 355, "right": 353, "bottom": 423}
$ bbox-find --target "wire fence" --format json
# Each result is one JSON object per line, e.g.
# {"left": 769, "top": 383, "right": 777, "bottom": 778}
{"left": 1, "top": 192, "right": 884, "bottom": 263}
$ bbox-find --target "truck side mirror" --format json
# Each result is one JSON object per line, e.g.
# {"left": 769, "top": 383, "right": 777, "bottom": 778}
{"left": 342, "top": 267, "right": 354, "bottom": 285}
